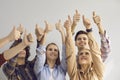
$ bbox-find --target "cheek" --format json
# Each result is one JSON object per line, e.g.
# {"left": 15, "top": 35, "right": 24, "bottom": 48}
{"left": 88, "top": 55, "right": 92, "bottom": 62}
{"left": 78, "top": 56, "right": 81, "bottom": 64}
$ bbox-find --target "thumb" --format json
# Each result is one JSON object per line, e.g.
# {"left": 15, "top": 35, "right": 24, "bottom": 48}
{"left": 93, "top": 11, "right": 96, "bottom": 17}
{"left": 59, "top": 19, "right": 61, "bottom": 23}
{"left": 76, "top": 9, "right": 79, "bottom": 15}
{"left": 68, "top": 15, "right": 72, "bottom": 23}
{"left": 82, "top": 15, "right": 85, "bottom": 21}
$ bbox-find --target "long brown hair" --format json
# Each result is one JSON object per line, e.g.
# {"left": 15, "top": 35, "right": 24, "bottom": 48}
{"left": 44, "top": 43, "right": 61, "bottom": 66}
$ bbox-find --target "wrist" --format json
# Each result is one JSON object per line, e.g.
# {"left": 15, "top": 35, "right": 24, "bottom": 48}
{"left": 86, "top": 28, "right": 92, "bottom": 33}
{"left": 96, "top": 22, "right": 101, "bottom": 26}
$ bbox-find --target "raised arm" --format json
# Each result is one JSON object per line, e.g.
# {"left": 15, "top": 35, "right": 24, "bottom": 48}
{"left": 34, "top": 21, "right": 53, "bottom": 75}
{"left": 93, "top": 11, "right": 111, "bottom": 62}
{"left": 55, "top": 20, "right": 66, "bottom": 44}
{"left": 83, "top": 15, "right": 104, "bottom": 78}
{"left": 64, "top": 16, "right": 78, "bottom": 79}
{"left": 55, "top": 20, "right": 67, "bottom": 73}
{"left": 0, "top": 26, "right": 20, "bottom": 48}
{"left": 3, "top": 26, "right": 25, "bottom": 60}
{"left": 3, "top": 31, "right": 34, "bottom": 77}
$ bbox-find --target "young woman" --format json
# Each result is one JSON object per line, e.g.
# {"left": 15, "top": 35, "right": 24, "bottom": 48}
{"left": 0, "top": 26, "right": 22, "bottom": 67}
{"left": 2, "top": 31, "right": 37, "bottom": 80}
{"left": 34, "top": 21, "right": 67, "bottom": 80}
{"left": 64, "top": 16, "right": 104, "bottom": 80}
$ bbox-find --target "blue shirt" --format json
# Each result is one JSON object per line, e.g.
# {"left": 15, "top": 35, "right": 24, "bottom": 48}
{"left": 34, "top": 44, "right": 67, "bottom": 80}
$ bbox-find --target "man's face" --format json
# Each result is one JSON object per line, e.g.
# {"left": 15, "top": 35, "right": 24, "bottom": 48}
{"left": 75, "top": 34, "right": 89, "bottom": 49}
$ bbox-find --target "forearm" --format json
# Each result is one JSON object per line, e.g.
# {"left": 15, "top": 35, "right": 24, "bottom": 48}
{"left": 3, "top": 42, "right": 27, "bottom": 60}
{"left": 65, "top": 29, "right": 77, "bottom": 77}
{"left": 0, "top": 36, "right": 10, "bottom": 48}
{"left": 88, "top": 30, "right": 104, "bottom": 77}
{"left": 71, "top": 22, "right": 77, "bottom": 35}
{"left": 100, "top": 31, "right": 111, "bottom": 62}
{"left": 60, "top": 30, "right": 66, "bottom": 45}
{"left": 87, "top": 31, "right": 101, "bottom": 55}
{"left": 34, "top": 45, "right": 46, "bottom": 75}
{"left": 60, "top": 44, "right": 67, "bottom": 73}
{"left": 97, "top": 23, "right": 104, "bottom": 35}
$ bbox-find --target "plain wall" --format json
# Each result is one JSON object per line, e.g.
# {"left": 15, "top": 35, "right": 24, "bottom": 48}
{"left": 0, "top": 0, "right": 120, "bottom": 80}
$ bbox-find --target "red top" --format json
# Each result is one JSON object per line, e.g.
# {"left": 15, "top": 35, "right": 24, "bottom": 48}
{"left": 0, "top": 53, "right": 6, "bottom": 67}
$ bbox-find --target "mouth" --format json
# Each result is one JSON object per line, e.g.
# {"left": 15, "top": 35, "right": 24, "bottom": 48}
{"left": 81, "top": 57, "right": 87, "bottom": 60}
{"left": 79, "top": 43, "right": 85, "bottom": 46}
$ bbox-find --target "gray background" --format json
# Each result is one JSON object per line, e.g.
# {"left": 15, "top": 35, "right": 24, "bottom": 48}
{"left": 0, "top": 0, "right": 120, "bottom": 80}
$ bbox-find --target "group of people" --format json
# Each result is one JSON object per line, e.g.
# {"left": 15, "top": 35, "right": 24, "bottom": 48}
{"left": 0, "top": 10, "right": 110, "bottom": 80}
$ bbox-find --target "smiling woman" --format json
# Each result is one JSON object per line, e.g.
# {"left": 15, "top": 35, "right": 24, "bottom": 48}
{"left": 64, "top": 16, "right": 104, "bottom": 80}
{"left": 0, "top": 0, "right": 120, "bottom": 80}
{"left": 34, "top": 21, "right": 67, "bottom": 80}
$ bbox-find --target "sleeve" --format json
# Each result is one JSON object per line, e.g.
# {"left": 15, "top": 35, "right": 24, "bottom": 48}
{"left": 99, "top": 31, "right": 111, "bottom": 62}
{"left": 65, "top": 31, "right": 78, "bottom": 79}
{"left": 0, "top": 53, "right": 6, "bottom": 67}
{"left": 2, "top": 55, "right": 17, "bottom": 77}
{"left": 60, "top": 44, "right": 67, "bottom": 74}
{"left": 34, "top": 45, "right": 46, "bottom": 76}
{"left": 87, "top": 32, "right": 104, "bottom": 78}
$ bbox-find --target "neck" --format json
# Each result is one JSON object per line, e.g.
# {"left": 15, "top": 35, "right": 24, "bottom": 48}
{"left": 17, "top": 57, "right": 25, "bottom": 65}
{"left": 80, "top": 64, "right": 90, "bottom": 73}
{"left": 47, "top": 60, "right": 56, "bottom": 68}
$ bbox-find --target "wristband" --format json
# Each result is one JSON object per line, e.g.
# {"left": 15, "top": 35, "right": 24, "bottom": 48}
{"left": 86, "top": 28, "right": 92, "bottom": 33}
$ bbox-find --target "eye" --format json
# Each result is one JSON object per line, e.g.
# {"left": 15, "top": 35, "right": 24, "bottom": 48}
{"left": 85, "top": 52, "right": 89, "bottom": 55}
{"left": 77, "top": 38, "right": 81, "bottom": 41}
{"left": 79, "top": 52, "right": 83, "bottom": 55}
{"left": 54, "top": 49, "right": 58, "bottom": 52}
{"left": 48, "top": 48, "right": 52, "bottom": 51}
{"left": 83, "top": 37, "right": 87, "bottom": 40}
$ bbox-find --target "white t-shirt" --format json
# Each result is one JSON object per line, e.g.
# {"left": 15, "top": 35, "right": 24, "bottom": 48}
{"left": 49, "top": 68, "right": 54, "bottom": 80}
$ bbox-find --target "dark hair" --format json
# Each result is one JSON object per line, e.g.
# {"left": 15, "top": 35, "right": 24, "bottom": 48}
{"left": 45, "top": 43, "right": 61, "bottom": 66}
{"left": 74, "top": 30, "right": 88, "bottom": 41}
{"left": 10, "top": 39, "right": 30, "bottom": 62}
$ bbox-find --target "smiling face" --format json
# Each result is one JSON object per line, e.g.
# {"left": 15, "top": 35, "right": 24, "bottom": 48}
{"left": 46, "top": 44, "right": 59, "bottom": 61}
{"left": 78, "top": 49, "right": 92, "bottom": 65}
{"left": 75, "top": 34, "right": 89, "bottom": 49}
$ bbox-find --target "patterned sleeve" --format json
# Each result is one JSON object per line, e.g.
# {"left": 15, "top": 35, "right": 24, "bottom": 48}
{"left": 2, "top": 55, "right": 17, "bottom": 77}
{"left": 100, "top": 31, "right": 111, "bottom": 62}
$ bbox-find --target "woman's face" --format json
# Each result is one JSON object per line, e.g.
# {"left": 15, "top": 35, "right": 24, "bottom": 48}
{"left": 18, "top": 50, "right": 26, "bottom": 58}
{"left": 75, "top": 34, "right": 89, "bottom": 49}
{"left": 78, "top": 49, "right": 92, "bottom": 65}
{"left": 46, "top": 44, "right": 59, "bottom": 61}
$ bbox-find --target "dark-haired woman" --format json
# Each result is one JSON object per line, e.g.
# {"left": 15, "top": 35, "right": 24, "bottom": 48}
{"left": 34, "top": 21, "right": 67, "bottom": 80}
{"left": 2, "top": 32, "right": 37, "bottom": 80}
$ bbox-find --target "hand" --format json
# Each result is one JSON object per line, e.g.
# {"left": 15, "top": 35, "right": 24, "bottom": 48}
{"left": 73, "top": 10, "right": 80, "bottom": 24}
{"left": 17, "top": 24, "right": 24, "bottom": 35}
{"left": 82, "top": 15, "right": 91, "bottom": 29}
{"left": 22, "top": 31, "right": 34, "bottom": 46}
{"left": 8, "top": 26, "right": 21, "bottom": 41}
{"left": 35, "top": 24, "right": 44, "bottom": 41}
{"left": 64, "top": 15, "right": 72, "bottom": 31}
{"left": 55, "top": 20, "right": 64, "bottom": 32}
{"left": 93, "top": 11, "right": 101, "bottom": 25}
{"left": 44, "top": 21, "right": 53, "bottom": 33}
